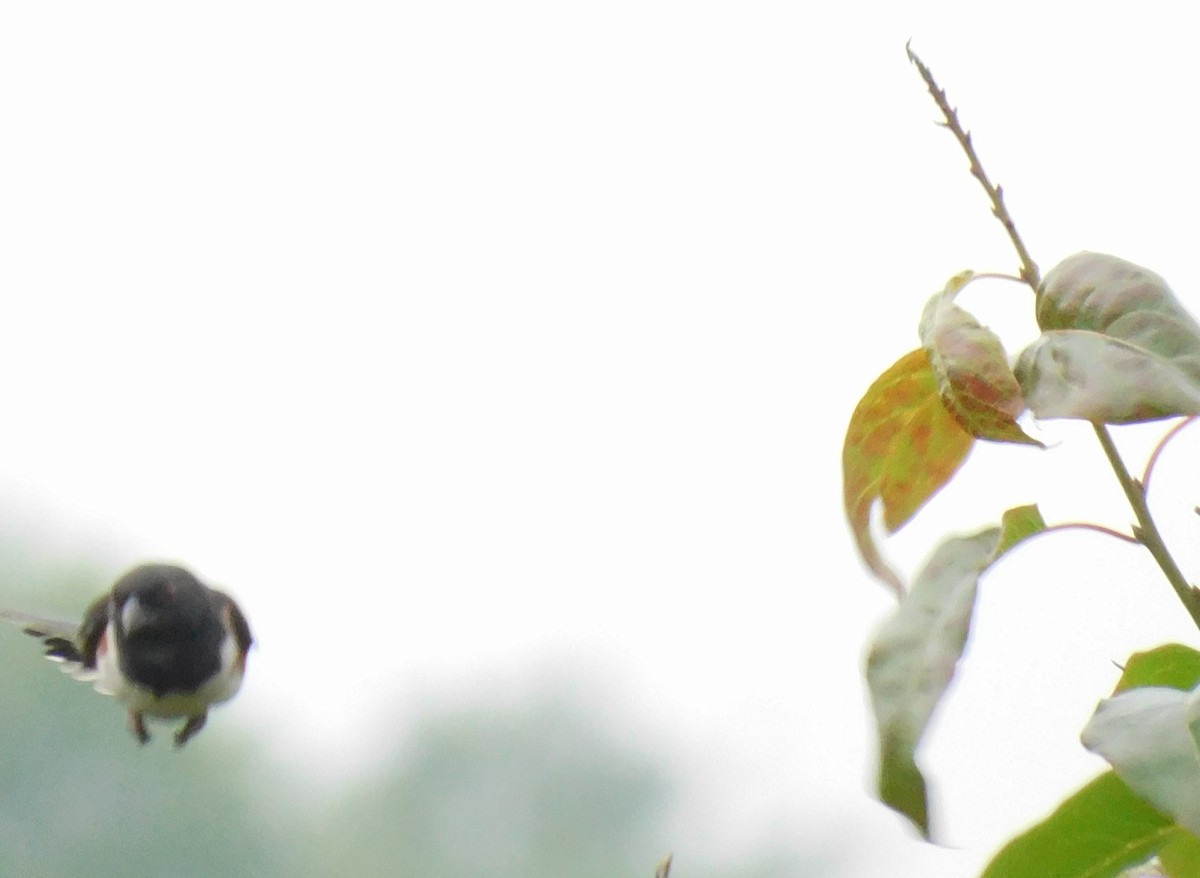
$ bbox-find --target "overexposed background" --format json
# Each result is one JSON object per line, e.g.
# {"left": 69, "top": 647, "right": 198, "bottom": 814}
{"left": 2, "top": 3, "right": 1199, "bottom": 875}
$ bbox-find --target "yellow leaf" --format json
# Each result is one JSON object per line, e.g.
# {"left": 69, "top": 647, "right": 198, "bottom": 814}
{"left": 843, "top": 349, "right": 974, "bottom": 594}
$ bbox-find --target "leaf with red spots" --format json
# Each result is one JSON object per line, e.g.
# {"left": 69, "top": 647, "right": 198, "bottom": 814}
{"left": 843, "top": 349, "right": 975, "bottom": 595}
{"left": 919, "top": 272, "right": 1041, "bottom": 446}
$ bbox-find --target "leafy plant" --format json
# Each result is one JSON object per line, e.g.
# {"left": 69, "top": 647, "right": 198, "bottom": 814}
{"left": 844, "top": 45, "right": 1200, "bottom": 878}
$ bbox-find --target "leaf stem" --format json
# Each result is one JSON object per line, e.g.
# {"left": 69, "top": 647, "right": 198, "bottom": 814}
{"left": 905, "top": 44, "right": 1041, "bottom": 292}
{"left": 1092, "top": 422, "right": 1200, "bottom": 632}
{"left": 970, "top": 272, "right": 1026, "bottom": 286}
{"left": 1143, "top": 416, "right": 1198, "bottom": 495}
{"left": 1041, "top": 521, "right": 1140, "bottom": 546}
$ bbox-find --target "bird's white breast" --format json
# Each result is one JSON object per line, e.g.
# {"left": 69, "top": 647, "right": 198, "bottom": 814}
{"left": 95, "top": 623, "right": 245, "bottom": 718}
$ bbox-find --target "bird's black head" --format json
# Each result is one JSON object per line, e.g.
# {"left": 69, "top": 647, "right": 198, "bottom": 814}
{"left": 112, "top": 564, "right": 227, "bottom": 695}
{"left": 115, "top": 565, "right": 213, "bottom": 636}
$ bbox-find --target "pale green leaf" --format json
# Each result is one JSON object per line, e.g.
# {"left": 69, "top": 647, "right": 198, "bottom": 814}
{"left": 1081, "top": 685, "right": 1200, "bottom": 837}
{"left": 1016, "top": 253, "right": 1200, "bottom": 423}
{"left": 866, "top": 526, "right": 1001, "bottom": 837}
{"left": 1015, "top": 332, "right": 1200, "bottom": 423}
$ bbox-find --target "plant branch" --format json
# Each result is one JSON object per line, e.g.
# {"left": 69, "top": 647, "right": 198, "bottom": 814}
{"left": 905, "top": 44, "right": 1041, "bottom": 292}
{"left": 909, "top": 45, "right": 1200, "bottom": 631}
{"left": 1093, "top": 422, "right": 1200, "bottom": 632}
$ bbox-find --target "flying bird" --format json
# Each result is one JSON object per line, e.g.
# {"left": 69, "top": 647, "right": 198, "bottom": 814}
{"left": 0, "top": 563, "right": 253, "bottom": 747}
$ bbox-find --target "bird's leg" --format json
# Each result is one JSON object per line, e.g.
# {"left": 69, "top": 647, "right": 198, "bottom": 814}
{"left": 174, "top": 712, "right": 208, "bottom": 748}
{"left": 129, "top": 710, "right": 150, "bottom": 745}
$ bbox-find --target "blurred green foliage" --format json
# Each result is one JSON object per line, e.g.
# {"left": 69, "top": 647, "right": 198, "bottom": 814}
{"left": 292, "top": 690, "right": 671, "bottom": 878}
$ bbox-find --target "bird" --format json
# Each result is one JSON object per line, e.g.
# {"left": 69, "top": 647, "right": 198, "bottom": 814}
{"left": 0, "top": 563, "right": 253, "bottom": 747}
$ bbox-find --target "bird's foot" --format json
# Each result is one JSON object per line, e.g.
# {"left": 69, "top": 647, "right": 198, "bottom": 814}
{"left": 129, "top": 711, "right": 150, "bottom": 745}
{"left": 174, "top": 713, "right": 207, "bottom": 748}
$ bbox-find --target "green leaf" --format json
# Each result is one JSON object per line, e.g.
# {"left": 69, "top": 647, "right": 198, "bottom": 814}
{"left": 981, "top": 772, "right": 1174, "bottom": 878}
{"left": 997, "top": 503, "right": 1046, "bottom": 557}
{"left": 843, "top": 348, "right": 975, "bottom": 594}
{"left": 1161, "top": 830, "right": 1200, "bottom": 878}
{"left": 1116, "top": 645, "right": 1200, "bottom": 694}
{"left": 866, "top": 526, "right": 1002, "bottom": 837}
{"left": 1015, "top": 253, "right": 1200, "bottom": 423}
{"left": 919, "top": 272, "right": 1042, "bottom": 445}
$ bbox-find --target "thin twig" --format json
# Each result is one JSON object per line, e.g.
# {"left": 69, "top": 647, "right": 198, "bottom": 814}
{"left": 905, "top": 43, "right": 1041, "bottom": 292}
{"left": 1093, "top": 422, "right": 1200, "bottom": 632}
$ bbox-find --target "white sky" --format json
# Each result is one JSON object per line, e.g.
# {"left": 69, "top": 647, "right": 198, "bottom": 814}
{"left": 2, "top": 3, "right": 1200, "bottom": 875}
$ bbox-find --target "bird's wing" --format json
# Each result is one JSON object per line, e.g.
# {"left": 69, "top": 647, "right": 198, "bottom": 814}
{"left": 212, "top": 589, "right": 254, "bottom": 655}
{"left": 0, "top": 606, "right": 98, "bottom": 682}
{"left": 0, "top": 607, "right": 78, "bottom": 641}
